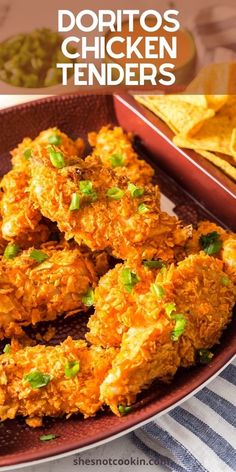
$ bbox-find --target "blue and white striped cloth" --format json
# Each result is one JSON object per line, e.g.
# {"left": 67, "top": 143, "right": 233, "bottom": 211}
{"left": 132, "top": 358, "right": 236, "bottom": 472}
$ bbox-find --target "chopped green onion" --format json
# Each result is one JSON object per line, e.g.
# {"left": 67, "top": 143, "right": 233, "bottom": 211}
{"left": 138, "top": 203, "right": 149, "bottom": 214}
{"left": 23, "top": 148, "right": 31, "bottom": 160}
{"left": 198, "top": 349, "right": 214, "bottom": 365}
{"left": 110, "top": 153, "right": 125, "bottom": 168}
{"left": 118, "top": 405, "right": 132, "bottom": 415}
{"left": 24, "top": 371, "right": 51, "bottom": 389}
{"left": 82, "top": 288, "right": 94, "bottom": 307}
{"left": 199, "top": 231, "right": 222, "bottom": 255}
{"left": 69, "top": 192, "right": 80, "bottom": 211}
{"left": 221, "top": 275, "right": 230, "bottom": 286}
{"left": 128, "top": 182, "right": 144, "bottom": 198}
{"left": 120, "top": 268, "right": 140, "bottom": 293}
{"left": 40, "top": 434, "right": 57, "bottom": 442}
{"left": 29, "top": 249, "right": 49, "bottom": 264}
{"left": 106, "top": 187, "right": 124, "bottom": 200}
{"left": 143, "top": 260, "right": 165, "bottom": 269}
{"left": 48, "top": 134, "right": 62, "bottom": 146}
{"left": 171, "top": 315, "right": 186, "bottom": 341}
{"left": 79, "top": 180, "right": 93, "bottom": 195}
{"left": 3, "top": 344, "right": 11, "bottom": 354}
{"left": 65, "top": 360, "right": 80, "bottom": 379}
{"left": 165, "top": 303, "right": 176, "bottom": 318}
{"left": 3, "top": 243, "right": 21, "bottom": 260}
{"left": 48, "top": 147, "right": 65, "bottom": 169}
{"left": 151, "top": 283, "right": 165, "bottom": 298}
{"left": 88, "top": 191, "right": 98, "bottom": 202}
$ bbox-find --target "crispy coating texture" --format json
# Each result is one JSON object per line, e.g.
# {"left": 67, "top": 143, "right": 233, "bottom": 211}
{"left": 0, "top": 242, "right": 97, "bottom": 339}
{"left": 0, "top": 337, "right": 117, "bottom": 423}
{"left": 1, "top": 128, "right": 84, "bottom": 243}
{"left": 99, "top": 253, "right": 235, "bottom": 414}
{"left": 87, "top": 263, "right": 158, "bottom": 347}
{"left": 30, "top": 146, "right": 190, "bottom": 262}
{"left": 100, "top": 323, "right": 180, "bottom": 415}
{"left": 186, "top": 221, "right": 236, "bottom": 280}
{"left": 88, "top": 126, "right": 154, "bottom": 185}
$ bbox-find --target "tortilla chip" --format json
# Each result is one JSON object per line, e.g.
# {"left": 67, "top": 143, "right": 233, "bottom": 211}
{"left": 230, "top": 129, "right": 236, "bottom": 160}
{"left": 185, "top": 62, "right": 235, "bottom": 100}
{"left": 174, "top": 99, "right": 236, "bottom": 157}
{"left": 135, "top": 95, "right": 215, "bottom": 137}
{"left": 197, "top": 149, "right": 236, "bottom": 181}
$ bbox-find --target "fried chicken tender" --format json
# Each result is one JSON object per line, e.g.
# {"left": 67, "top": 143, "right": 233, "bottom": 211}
{"left": 0, "top": 336, "right": 117, "bottom": 424}
{"left": 186, "top": 221, "right": 236, "bottom": 280}
{"left": 30, "top": 146, "right": 190, "bottom": 262}
{"left": 99, "top": 253, "right": 235, "bottom": 414}
{"left": 1, "top": 128, "right": 84, "bottom": 243}
{"left": 88, "top": 126, "right": 154, "bottom": 185}
{"left": 87, "top": 263, "right": 158, "bottom": 347}
{"left": 0, "top": 242, "right": 97, "bottom": 339}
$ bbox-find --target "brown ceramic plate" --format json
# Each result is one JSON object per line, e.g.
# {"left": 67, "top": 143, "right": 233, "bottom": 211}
{"left": 0, "top": 94, "right": 235, "bottom": 470}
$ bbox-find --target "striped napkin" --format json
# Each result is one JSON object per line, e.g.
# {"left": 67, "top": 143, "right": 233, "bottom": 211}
{"left": 188, "top": 4, "right": 236, "bottom": 68}
{"left": 132, "top": 358, "right": 236, "bottom": 472}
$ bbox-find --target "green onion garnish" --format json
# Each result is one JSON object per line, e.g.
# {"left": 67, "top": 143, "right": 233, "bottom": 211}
{"left": 110, "top": 153, "right": 125, "bottom": 168}
{"left": 29, "top": 249, "right": 49, "bottom": 264}
{"left": 199, "top": 231, "right": 222, "bottom": 255}
{"left": 48, "top": 134, "right": 62, "bottom": 146}
{"left": 79, "top": 180, "right": 93, "bottom": 195}
{"left": 198, "top": 349, "right": 214, "bottom": 365}
{"left": 24, "top": 371, "right": 51, "bottom": 389}
{"left": 82, "top": 288, "right": 94, "bottom": 307}
{"left": 165, "top": 303, "right": 176, "bottom": 318}
{"left": 3, "top": 344, "right": 11, "bottom": 354}
{"left": 128, "top": 182, "right": 144, "bottom": 198}
{"left": 40, "top": 434, "right": 57, "bottom": 442}
{"left": 143, "top": 260, "right": 165, "bottom": 269}
{"left": 221, "top": 275, "right": 230, "bottom": 286}
{"left": 171, "top": 315, "right": 186, "bottom": 341}
{"left": 3, "top": 243, "right": 21, "bottom": 260}
{"left": 120, "top": 268, "right": 140, "bottom": 293}
{"left": 118, "top": 405, "right": 132, "bottom": 415}
{"left": 79, "top": 181, "right": 97, "bottom": 202}
{"left": 48, "top": 147, "right": 65, "bottom": 169}
{"left": 23, "top": 148, "right": 31, "bottom": 160}
{"left": 138, "top": 203, "right": 149, "bottom": 214}
{"left": 151, "top": 283, "right": 165, "bottom": 298}
{"left": 106, "top": 187, "right": 124, "bottom": 200}
{"left": 65, "top": 360, "right": 80, "bottom": 379}
{"left": 69, "top": 192, "right": 80, "bottom": 211}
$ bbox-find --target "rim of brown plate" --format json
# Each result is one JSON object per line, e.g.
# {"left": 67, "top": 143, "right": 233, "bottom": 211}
{"left": 0, "top": 94, "right": 235, "bottom": 470}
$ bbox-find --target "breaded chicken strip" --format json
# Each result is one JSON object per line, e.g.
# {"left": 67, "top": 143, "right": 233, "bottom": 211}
{"left": 0, "top": 242, "right": 96, "bottom": 339}
{"left": 88, "top": 126, "right": 154, "bottom": 185}
{"left": 0, "top": 337, "right": 117, "bottom": 425}
{"left": 186, "top": 221, "right": 236, "bottom": 280}
{"left": 88, "top": 252, "right": 235, "bottom": 349}
{"left": 1, "top": 128, "right": 84, "bottom": 243}
{"left": 87, "top": 262, "right": 158, "bottom": 347}
{"left": 30, "top": 146, "right": 190, "bottom": 262}
{"left": 100, "top": 253, "right": 235, "bottom": 414}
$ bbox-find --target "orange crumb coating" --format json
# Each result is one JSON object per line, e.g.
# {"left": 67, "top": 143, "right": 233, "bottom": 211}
{"left": 1, "top": 128, "right": 84, "bottom": 243}
{"left": 0, "top": 242, "right": 97, "bottom": 339}
{"left": 88, "top": 125, "right": 154, "bottom": 185}
{"left": 99, "top": 253, "right": 235, "bottom": 414}
{"left": 0, "top": 337, "right": 117, "bottom": 423}
{"left": 30, "top": 146, "right": 190, "bottom": 262}
{"left": 186, "top": 221, "right": 236, "bottom": 281}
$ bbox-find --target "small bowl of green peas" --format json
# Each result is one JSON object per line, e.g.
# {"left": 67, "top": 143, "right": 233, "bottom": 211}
{"left": 0, "top": 28, "right": 76, "bottom": 90}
